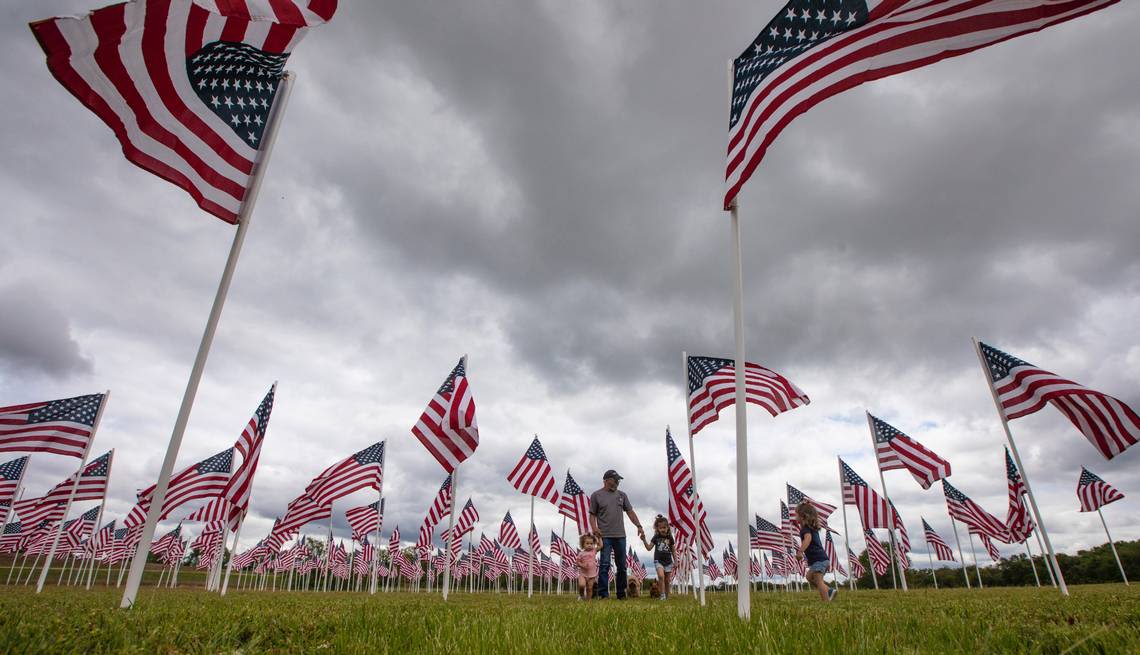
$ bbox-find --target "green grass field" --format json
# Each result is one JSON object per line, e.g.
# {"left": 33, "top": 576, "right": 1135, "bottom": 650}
{"left": 1, "top": 584, "right": 1137, "bottom": 654}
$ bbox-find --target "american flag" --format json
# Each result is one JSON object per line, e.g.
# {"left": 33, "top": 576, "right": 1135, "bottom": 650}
{"left": 978, "top": 533, "right": 1001, "bottom": 562}
{"left": 889, "top": 500, "right": 910, "bottom": 553}
{"left": 705, "top": 556, "right": 722, "bottom": 581}
{"left": 388, "top": 525, "right": 401, "bottom": 555}
{"left": 753, "top": 515, "right": 785, "bottom": 552}
{"left": 183, "top": 496, "right": 236, "bottom": 527}
{"left": 345, "top": 499, "right": 383, "bottom": 543}
{"left": 62, "top": 505, "right": 101, "bottom": 551}
{"left": 868, "top": 414, "right": 951, "bottom": 489}
{"left": 128, "top": 448, "right": 233, "bottom": 526}
{"left": 506, "top": 437, "right": 559, "bottom": 505}
{"left": 549, "top": 531, "right": 571, "bottom": 561}
{"left": 687, "top": 355, "right": 809, "bottom": 436}
{"left": 426, "top": 475, "right": 454, "bottom": 527}
{"left": 0, "top": 456, "right": 29, "bottom": 506}
{"left": 825, "top": 531, "right": 847, "bottom": 576}
{"left": 723, "top": 542, "right": 739, "bottom": 579}
{"left": 780, "top": 500, "right": 795, "bottom": 544}
{"left": 90, "top": 519, "right": 115, "bottom": 557}
{"left": 942, "top": 479, "right": 1008, "bottom": 542}
{"left": 0, "top": 394, "right": 105, "bottom": 459}
{"left": 416, "top": 519, "right": 435, "bottom": 553}
{"left": 848, "top": 550, "right": 866, "bottom": 578}
{"left": 499, "top": 511, "right": 522, "bottom": 549}
{"left": 839, "top": 459, "right": 891, "bottom": 529}
{"left": 922, "top": 518, "right": 955, "bottom": 562}
{"left": 762, "top": 553, "right": 774, "bottom": 578}
{"left": 41, "top": 451, "right": 114, "bottom": 505}
{"left": 724, "top": 0, "right": 1121, "bottom": 210}
{"left": 0, "top": 521, "right": 22, "bottom": 553}
{"left": 980, "top": 341, "right": 1139, "bottom": 460}
{"left": 1077, "top": 467, "right": 1124, "bottom": 513}
{"left": 272, "top": 494, "right": 332, "bottom": 541}
{"left": 222, "top": 384, "right": 274, "bottom": 523}
{"left": 354, "top": 539, "right": 374, "bottom": 576}
{"left": 30, "top": 1, "right": 336, "bottom": 223}
{"left": 787, "top": 483, "right": 835, "bottom": 521}
{"left": 528, "top": 522, "right": 543, "bottom": 555}
{"left": 412, "top": 358, "right": 479, "bottom": 473}
{"left": 666, "top": 428, "right": 714, "bottom": 555}
{"left": 865, "top": 530, "right": 890, "bottom": 577}
{"left": 1004, "top": 449, "right": 1035, "bottom": 544}
{"left": 151, "top": 523, "right": 183, "bottom": 559}
{"left": 304, "top": 441, "right": 384, "bottom": 507}
{"left": 12, "top": 497, "right": 67, "bottom": 527}
{"left": 448, "top": 498, "right": 479, "bottom": 555}
{"left": 557, "top": 471, "right": 590, "bottom": 536}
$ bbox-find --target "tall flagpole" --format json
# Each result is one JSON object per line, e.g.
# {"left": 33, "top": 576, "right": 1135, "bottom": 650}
{"left": 836, "top": 458, "right": 856, "bottom": 591}
{"left": 967, "top": 532, "right": 984, "bottom": 588}
{"left": 37, "top": 390, "right": 109, "bottom": 593}
{"left": 927, "top": 547, "right": 938, "bottom": 589}
{"left": 85, "top": 449, "right": 115, "bottom": 589}
{"left": 371, "top": 442, "right": 386, "bottom": 594}
{"left": 1024, "top": 540, "right": 1041, "bottom": 587}
{"left": 527, "top": 495, "right": 535, "bottom": 598}
{"left": 971, "top": 338, "right": 1068, "bottom": 596}
{"left": 1097, "top": 508, "right": 1128, "bottom": 585}
{"left": 866, "top": 412, "right": 906, "bottom": 592}
{"left": 949, "top": 518, "right": 971, "bottom": 589}
{"left": 682, "top": 352, "right": 708, "bottom": 607}
{"left": 121, "top": 72, "right": 297, "bottom": 609}
{"left": 728, "top": 200, "right": 751, "bottom": 620}
{"left": 441, "top": 465, "right": 459, "bottom": 601}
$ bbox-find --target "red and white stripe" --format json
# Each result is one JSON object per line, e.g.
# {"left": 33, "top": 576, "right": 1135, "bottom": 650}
{"left": 725, "top": 0, "right": 1121, "bottom": 209}
{"left": 506, "top": 437, "right": 559, "bottom": 504}
{"left": 556, "top": 473, "right": 590, "bottom": 537}
{"left": 0, "top": 395, "right": 103, "bottom": 459}
{"left": 994, "top": 363, "right": 1140, "bottom": 461}
{"left": 30, "top": 1, "right": 334, "bottom": 222}
{"left": 977, "top": 532, "right": 1001, "bottom": 562}
{"left": 183, "top": 496, "right": 235, "bottom": 526}
{"left": 1076, "top": 467, "right": 1124, "bottom": 513}
{"left": 688, "top": 359, "right": 809, "bottom": 436}
{"left": 499, "top": 512, "right": 522, "bottom": 550}
{"left": 923, "top": 520, "right": 956, "bottom": 562}
{"left": 40, "top": 452, "right": 113, "bottom": 505}
{"left": 865, "top": 530, "right": 890, "bottom": 577}
{"left": 128, "top": 448, "right": 233, "bottom": 527}
{"left": 303, "top": 442, "right": 383, "bottom": 507}
{"left": 412, "top": 358, "right": 479, "bottom": 473}
{"left": 223, "top": 385, "right": 274, "bottom": 522}
{"left": 345, "top": 501, "right": 381, "bottom": 542}
{"left": 12, "top": 497, "right": 67, "bottom": 527}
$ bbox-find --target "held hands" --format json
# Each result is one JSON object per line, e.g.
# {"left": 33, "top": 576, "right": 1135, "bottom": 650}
{"left": 636, "top": 525, "right": 646, "bottom": 539}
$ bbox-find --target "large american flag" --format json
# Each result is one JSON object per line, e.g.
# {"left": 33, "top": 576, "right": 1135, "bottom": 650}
{"left": 30, "top": 0, "right": 336, "bottom": 223}
{"left": 128, "top": 448, "right": 233, "bottom": 526}
{"left": 13, "top": 497, "right": 69, "bottom": 527}
{"left": 665, "top": 429, "right": 713, "bottom": 555}
{"left": 864, "top": 530, "right": 890, "bottom": 577}
{"left": 557, "top": 471, "right": 590, "bottom": 536}
{"left": 0, "top": 456, "right": 29, "bottom": 506}
{"left": 868, "top": 414, "right": 951, "bottom": 489}
{"left": 0, "top": 521, "right": 22, "bottom": 554}
{"left": 272, "top": 494, "right": 332, "bottom": 543}
{"left": 839, "top": 458, "right": 891, "bottom": 529}
{"left": 753, "top": 515, "right": 786, "bottom": 552}
{"left": 448, "top": 498, "right": 480, "bottom": 556}
{"left": 922, "top": 518, "right": 955, "bottom": 562}
{"left": 848, "top": 550, "right": 866, "bottom": 578}
{"left": 412, "top": 358, "right": 479, "bottom": 473}
{"left": 498, "top": 510, "right": 522, "bottom": 550}
{"left": 0, "top": 394, "right": 105, "bottom": 459}
{"left": 222, "top": 384, "right": 274, "bottom": 524}
{"left": 980, "top": 341, "right": 1139, "bottom": 460}
{"left": 304, "top": 441, "right": 384, "bottom": 507}
{"left": 942, "top": 479, "right": 1008, "bottom": 542}
{"left": 787, "top": 483, "right": 835, "bottom": 521}
{"left": 345, "top": 499, "right": 382, "bottom": 543}
{"left": 528, "top": 522, "right": 543, "bottom": 555}
{"left": 1004, "top": 449, "right": 1035, "bottom": 544}
{"left": 687, "top": 355, "right": 809, "bottom": 436}
{"left": 388, "top": 525, "right": 401, "bottom": 554}
{"left": 41, "top": 450, "right": 114, "bottom": 505}
{"left": 506, "top": 437, "right": 560, "bottom": 505}
{"left": 724, "top": 0, "right": 1121, "bottom": 210}
{"left": 1076, "top": 467, "right": 1124, "bottom": 513}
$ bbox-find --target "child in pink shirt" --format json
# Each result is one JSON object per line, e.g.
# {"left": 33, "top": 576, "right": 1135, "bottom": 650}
{"left": 577, "top": 534, "right": 599, "bottom": 600}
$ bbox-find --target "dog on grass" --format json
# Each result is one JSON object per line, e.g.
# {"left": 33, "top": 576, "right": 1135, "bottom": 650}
{"left": 627, "top": 580, "right": 641, "bottom": 598}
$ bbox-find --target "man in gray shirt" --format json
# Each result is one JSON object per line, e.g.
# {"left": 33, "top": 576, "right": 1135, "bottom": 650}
{"left": 588, "top": 469, "right": 644, "bottom": 599}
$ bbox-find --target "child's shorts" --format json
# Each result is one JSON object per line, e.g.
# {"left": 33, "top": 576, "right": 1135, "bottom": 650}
{"left": 656, "top": 562, "right": 673, "bottom": 573}
{"left": 807, "top": 560, "right": 829, "bottom": 574}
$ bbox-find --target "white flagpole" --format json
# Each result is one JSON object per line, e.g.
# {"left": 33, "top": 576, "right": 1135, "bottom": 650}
{"left": 527, "top": 495, "right": 535, "bottom": 598}
{"left": 967, "top": 532, "right": 984, "bottom": 588}
{"left": 1034, "top": 529, "right": 1057, "bottom": 587}
{"left": 971, "top": 338, "right": 1067, "bottom": 596}
{"left": 371, "top": 441, "right": 386, "bottom": 594}
{"left": 219, "top": 516, "right": 244, "bottom": 596}
{"left": 558, "top": 514, "right": 566, "bottom": 595}
{"left": 37, "top": 390, "right": 109, "bottom": 593}
{"left": 1, "top": 455, "right": 30, "bottom": 540}
{"left": 120, "top": 72, "right": 297, "bottom": 609}
{"left": 441, "top": 465, "right": 459, "bottom": 601}
{"left": 682, "top": 352, "right": 708, "bottom": 607}
{"left": 1024, "top": 540, "right": 1041, "bottom": 587}
{"left": 866, "top": 412, "right": 906, "bottom": 592}
{"left": 927, "top": 547, "right": 938, "bottom": 589}
{"left": 1097, "top": 508, "right": 1128, "bottom": 585}
{"left": 949, "top": 518, "right": 970, "bottom": 588}
{"left": 85, "top": 449, "right": 115, "bottom": 589}
{"left": 837, "top": 458, "right": 856, "bottom": 591}
{"left": 729, "top": 203, "right": 752, "bottom": 619}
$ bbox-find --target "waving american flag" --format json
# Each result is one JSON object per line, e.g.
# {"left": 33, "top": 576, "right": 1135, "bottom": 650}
{"left": 0, "top": 456, "right": 29, "bottom": 506}
{"left": 30, "top": 0, "right": 336, "bottom": 222}
{"left": 557, "top": 471, "right": 590, "bottom": 537}
{"left": 725, "top": 0, "right": 1120, "bottom": 210}
{"left": 412, "top": 358, "right": 479, "bottom": 473}
{"left": 304, "top": 441, "right": 384, "bottom": 507}
{"left": 127, "top": 448, "right": 233, "bottom": 527}
{"left": 868, "top": 413, "right": 951, "bottom": 489}
{"left": 942, "top": 480, "right": 1008, "bottom": 542}
{"left": 0, "top": 394, "right": 105, "bottom": 459}
{"left": 979, "top": 341, "right": 1139, "bottom": 460}
{"left": 507, "top": 437, "right": 559, "bottom": 505}
{"left": 1076, "top": 467, "right": 1124, "bottom": 513}
{"left": 687, "top": 356, "right": 808, "bottom": 436}
{"left": 922, "top": 518, "right": 955, "bottom": 562}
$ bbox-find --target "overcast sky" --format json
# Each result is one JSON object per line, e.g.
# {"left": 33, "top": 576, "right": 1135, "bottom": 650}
{"left": 2, "top": 1, "right": 1138, "bottom": 573}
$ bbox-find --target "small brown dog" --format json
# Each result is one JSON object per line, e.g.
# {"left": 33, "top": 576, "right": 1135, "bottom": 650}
{"left": 627, "top": 580, "right": 641, "bottom": 598}
{"left": 648, "top": 581, "right": 661, "bottom": 598}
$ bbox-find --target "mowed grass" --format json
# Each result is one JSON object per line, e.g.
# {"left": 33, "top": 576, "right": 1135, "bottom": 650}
{"left": 1, "top": 584, "right": 1138, "bottom": 654}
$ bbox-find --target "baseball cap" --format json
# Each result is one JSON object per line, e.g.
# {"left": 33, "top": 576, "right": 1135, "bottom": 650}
{"left": 603, "top": 469, "right": 623, "bottom": 481}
